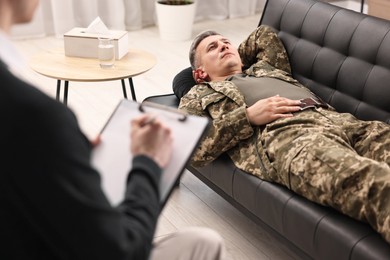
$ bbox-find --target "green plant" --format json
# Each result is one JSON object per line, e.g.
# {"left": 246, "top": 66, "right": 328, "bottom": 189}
{"left": 157, "top": 0, "right": 193, "bottom": 5}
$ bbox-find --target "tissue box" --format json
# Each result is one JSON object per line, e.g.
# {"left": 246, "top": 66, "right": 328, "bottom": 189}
{"left": 64, "top": 27, "right": 129, "bottom": 60}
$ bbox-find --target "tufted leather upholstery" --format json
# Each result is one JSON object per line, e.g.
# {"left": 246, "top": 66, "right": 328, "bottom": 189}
{"left": 143, "top": 0, "right": 390, "bottom": 258}
{"left": 262, "top": 0, "right": 390, "bottom": 124}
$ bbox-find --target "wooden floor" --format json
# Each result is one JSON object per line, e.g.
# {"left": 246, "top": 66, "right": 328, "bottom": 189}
{"left": 14, "top": 13, "right": 310, "bottom": 260}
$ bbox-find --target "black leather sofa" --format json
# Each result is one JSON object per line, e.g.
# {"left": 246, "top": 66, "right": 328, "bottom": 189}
{"left": 144, "top": 0, "right": 390, "bottom": 259}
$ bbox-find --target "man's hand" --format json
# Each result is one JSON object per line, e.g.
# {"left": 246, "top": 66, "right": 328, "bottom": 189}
{"left": 130, "top": 115, "right": 173, "bottom": 169}
{"left": 246, "top": 95, "right": 302, "bottom": 126}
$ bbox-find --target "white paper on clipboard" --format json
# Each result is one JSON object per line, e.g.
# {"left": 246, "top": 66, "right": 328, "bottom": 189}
{"left": 91, "top": 99, "right": 210, "bottom": 206}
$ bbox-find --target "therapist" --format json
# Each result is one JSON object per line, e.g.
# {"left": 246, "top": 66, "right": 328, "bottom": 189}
{"left": 0, "top": 0, "right": 226, "bottom": 259}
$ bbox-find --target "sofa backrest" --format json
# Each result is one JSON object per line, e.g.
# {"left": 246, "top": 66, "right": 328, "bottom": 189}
{"left": 261, "top": 0, "right": 390, "bottom": 123}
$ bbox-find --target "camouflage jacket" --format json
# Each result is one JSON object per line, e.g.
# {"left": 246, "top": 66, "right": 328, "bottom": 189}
{"left": 178, "top": 25, "right": 304, "bottom": 179}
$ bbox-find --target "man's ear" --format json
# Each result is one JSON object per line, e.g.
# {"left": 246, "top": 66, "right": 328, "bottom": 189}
{"left": 193, "top": 68, "right": 209, "bottom": 83}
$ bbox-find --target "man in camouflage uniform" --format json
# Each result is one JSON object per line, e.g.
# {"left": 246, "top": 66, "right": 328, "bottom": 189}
{"left": 179, "top": 25, "right": 390, "bottom": 244}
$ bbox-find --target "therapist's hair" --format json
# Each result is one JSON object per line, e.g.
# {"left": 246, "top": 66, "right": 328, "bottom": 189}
{"left": 189, "top": 30, "right": 220, "bottom": 70}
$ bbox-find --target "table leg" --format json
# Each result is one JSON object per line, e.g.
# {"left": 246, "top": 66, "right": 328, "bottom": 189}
{"left": 120, "top": 78, "right": 137, "bottom": 101}
{"left": 361, "top": 0, "right": 364, "bottom": 13}
{"left": 129, "top": 78, "right": 137, "bottom": 101}
{"left": 56, "top": 80, "right": 61, "bottom": 101}
{"left": 64, "top": 81, "right": 69, "bottom": 106}
{"left": 121, "top": 79, "right": 128, "bottom": 99}
{"left": 55, "top": 80, "right": 69, "bottom": 105}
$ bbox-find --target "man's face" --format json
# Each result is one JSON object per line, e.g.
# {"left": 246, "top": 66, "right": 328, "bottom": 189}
{"left": 195, "top": 34, "right": 242, "bottom": 81}
{"left": 11, "top": 0, "right": 40, "bottom": 24}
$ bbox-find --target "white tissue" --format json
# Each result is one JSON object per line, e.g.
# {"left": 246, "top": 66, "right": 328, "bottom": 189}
{"left": 85, "top": 17, "right": 110, "bottom": 35}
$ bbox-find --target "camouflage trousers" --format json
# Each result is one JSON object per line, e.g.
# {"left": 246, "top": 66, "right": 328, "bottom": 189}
{"left": 260, "top": 108, "right": 390, "bottom": 243}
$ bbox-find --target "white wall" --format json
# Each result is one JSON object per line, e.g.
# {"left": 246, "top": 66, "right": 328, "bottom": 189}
{"left": 11, "top": 0, "right": 267, "bottom": 39}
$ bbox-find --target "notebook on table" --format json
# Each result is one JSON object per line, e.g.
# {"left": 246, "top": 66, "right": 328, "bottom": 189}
{"left": 92, "top": 99, "right": 210, "bottom": 208}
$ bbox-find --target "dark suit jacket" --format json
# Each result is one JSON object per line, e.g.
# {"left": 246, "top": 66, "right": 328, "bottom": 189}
{"left": 0, "top": 61, "right": 161, "bottom": 260}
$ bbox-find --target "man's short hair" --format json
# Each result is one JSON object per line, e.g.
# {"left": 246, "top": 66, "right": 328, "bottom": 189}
{"left": 189, "top": 30, "right": 220, "bottom": 69}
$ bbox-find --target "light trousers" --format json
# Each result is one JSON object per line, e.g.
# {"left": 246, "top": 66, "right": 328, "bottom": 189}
{"left": 149, "top": 227, "right": 226, "bottom": 260}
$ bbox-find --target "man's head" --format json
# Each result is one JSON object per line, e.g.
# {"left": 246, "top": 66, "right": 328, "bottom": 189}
{"left": 189, "top": 30, "right": 220, "bottom": 70}
{"left": 189, "top": 30, "right": 243, "bottom": 82}
{"left": 0, "top": 0, "right": 39, "bottom": 32}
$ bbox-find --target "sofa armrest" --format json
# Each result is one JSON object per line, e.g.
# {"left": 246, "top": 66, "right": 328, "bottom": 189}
{"left": 143, "top": 93, "right": 179, "bottom": 108}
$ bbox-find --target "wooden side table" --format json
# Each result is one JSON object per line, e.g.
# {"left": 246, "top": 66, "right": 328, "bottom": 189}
{"left": 30, "top": 48, "right": 156, "bottom": 105}
{"left": 367, "top": 0, "right": 390, "bottom": 20}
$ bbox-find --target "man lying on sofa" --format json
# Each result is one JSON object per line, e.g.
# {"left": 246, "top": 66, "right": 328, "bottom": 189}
{"left": 178, "top": 25, "right": 390, "bottom": 244}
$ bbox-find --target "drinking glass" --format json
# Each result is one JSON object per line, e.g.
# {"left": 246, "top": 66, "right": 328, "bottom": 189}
{"left": 98, "top": 37, "right": 115, "bottom": 68}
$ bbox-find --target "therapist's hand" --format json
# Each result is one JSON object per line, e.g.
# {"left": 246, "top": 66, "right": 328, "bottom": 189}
{"left": 130, "top": 115, "right": 173, "bottom": 169}
{"left": 91, "top": 135, "right": 101, "bottom": 147}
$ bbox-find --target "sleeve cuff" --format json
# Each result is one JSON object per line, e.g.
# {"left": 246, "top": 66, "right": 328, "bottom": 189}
{"left": 130, "top": 155, "right": 162, "bottom": 183}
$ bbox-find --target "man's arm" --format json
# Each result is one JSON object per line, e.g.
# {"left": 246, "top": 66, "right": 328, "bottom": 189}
{"left": 179, "top": 84, "right": 254, "bottom": 167}
{"left": 238, "top": 25, "right": 292, "bottom": 74}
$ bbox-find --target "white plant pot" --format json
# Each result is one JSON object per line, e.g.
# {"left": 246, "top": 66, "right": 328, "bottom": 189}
{"left": 155, "top": 1, "right": 197, "bottom": 41}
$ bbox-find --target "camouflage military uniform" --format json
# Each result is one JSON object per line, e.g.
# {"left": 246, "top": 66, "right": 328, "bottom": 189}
{"left": 179, "top": 25, "right": 390, "bottom": 243}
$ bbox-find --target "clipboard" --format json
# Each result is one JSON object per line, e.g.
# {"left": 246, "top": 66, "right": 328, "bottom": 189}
{"left": 91, "top": 99, "right": 210, "bottom": 207}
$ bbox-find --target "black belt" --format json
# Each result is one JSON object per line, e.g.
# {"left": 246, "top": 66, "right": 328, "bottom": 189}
{"left": 299, "top": 97, "right": 329, "bottom": 110}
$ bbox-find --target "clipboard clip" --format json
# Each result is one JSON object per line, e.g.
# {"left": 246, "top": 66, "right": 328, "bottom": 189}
{"left": 139, "top": 101, "right": 187, "bottom": 122}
